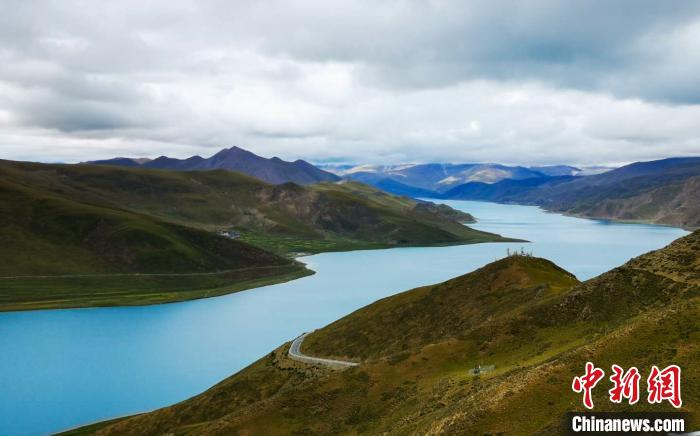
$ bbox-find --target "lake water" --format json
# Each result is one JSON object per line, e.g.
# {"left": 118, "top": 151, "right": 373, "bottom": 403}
{"left": 0, "top": 201, "right": 689, "bottom": 435}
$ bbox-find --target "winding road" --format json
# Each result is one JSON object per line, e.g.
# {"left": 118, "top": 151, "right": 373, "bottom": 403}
{"left": 288, "top": 332, "right": 359, "bottom": 369}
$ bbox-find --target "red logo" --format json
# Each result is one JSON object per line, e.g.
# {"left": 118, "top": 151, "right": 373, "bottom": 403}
{"left": 572, "top": 362, "right": 606, "bottom": 409}
{"left": 647, "top": 365, "right": 682, "bottom": 408}
{"left": 608, "top": 364, "right": 640, "bottom": 405}
{"left": 572, "top": 363, "right": 682, "bottom": 409}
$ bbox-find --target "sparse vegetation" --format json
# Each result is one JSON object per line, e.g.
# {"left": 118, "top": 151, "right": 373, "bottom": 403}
{"left": 79, "top": 231, "right": 699, "bottom": 435}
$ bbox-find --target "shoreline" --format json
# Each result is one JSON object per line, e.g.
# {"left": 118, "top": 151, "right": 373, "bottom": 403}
{"left": 0, "top": 265, "right": 314, "bottom": 313}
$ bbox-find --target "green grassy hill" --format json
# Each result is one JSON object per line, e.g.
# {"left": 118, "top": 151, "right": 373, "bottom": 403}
{"left": 0, "top": 160, "right": 511, "bottom": 255}
{"left": 84, "top": 231, "right": 700, "bottom": 435}
{"left": 0, "top": 175, "right": 309, "bottom": 311}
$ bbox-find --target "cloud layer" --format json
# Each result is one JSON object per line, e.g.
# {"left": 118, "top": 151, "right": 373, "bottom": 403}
{"left": 1, "top": 0, "right": 699, "bottom": 165}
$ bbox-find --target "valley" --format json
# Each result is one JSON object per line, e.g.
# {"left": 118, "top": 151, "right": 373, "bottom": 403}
{"left": 0, "top": 200, "right": 686, "bottom": 435}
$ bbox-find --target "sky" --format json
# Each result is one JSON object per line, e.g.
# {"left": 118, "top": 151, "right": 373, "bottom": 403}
{"left": 1, "top": 0, "right": 700, "bottom": 166}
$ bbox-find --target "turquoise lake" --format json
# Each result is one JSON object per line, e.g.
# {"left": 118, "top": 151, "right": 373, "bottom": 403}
{"left": 0, "top": 200, "right": 689, "bottom": 435}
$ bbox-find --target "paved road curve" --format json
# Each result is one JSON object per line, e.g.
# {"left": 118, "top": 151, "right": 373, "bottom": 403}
{"left": 288, "top": 331, "right": 359, "bottom": 369}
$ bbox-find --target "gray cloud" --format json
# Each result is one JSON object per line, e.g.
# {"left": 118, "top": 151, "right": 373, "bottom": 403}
{"left": 0, "top": 0, "right": 699, "bottom": 165}
{"left": 189, "top": 0, "right": 700, "bottom": 103}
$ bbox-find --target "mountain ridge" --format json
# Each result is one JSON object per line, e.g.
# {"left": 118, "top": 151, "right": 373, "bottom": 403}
{"left": 88, "top": 146, "right": 341, "bottom": 185}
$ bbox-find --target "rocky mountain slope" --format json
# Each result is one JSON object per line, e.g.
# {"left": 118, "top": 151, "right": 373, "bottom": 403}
{"left": 82, "top": 230, "right": 699, "bottom": 435}
{"left": 89, "top": 146, "right": 340, "bottom": 185}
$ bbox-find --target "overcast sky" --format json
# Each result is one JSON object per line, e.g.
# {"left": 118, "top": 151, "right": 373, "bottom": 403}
{"left": 1, "top": 0, "right": 700, "bottom": 166}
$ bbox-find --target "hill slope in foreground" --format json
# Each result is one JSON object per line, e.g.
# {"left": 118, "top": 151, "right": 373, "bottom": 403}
{"left": 0, "top": 160, "right": 510, "bottom": 310}
{"left": 84, "top": 230, "right": 700, "bottom": 435}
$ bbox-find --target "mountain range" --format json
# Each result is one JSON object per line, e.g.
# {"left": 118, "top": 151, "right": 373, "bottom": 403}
{"left": 88, "top": 148, "right": 700, "bottom": 229}
{"left": 78, "top": 227, "right": 700, "bottom": 435}
{"left": 89, "top": 146, "right": 340, "bottom": 185}
{"left": 444, "top": 157, "right": 700, "bottom": 229}
{"left": 321, "top": 162, "right": 612, "bottom": 193}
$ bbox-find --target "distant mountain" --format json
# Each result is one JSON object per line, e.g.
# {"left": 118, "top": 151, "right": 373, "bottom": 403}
{"left": 144, "top": 154, "right": 206, "bottom": 170}
{"left": 575, "top": 165, "right": 616, "bottom": 176}
{"left": 446, "top": 157, "right": 700, "bottom": 229}
{"left": 326, "top": 162, "right": 614, "bottom": 195}
{"left": 382, "top": 163, "right": 545, "bottom": 192}
{"left": 528, "top": 165, "right": 580, "bottom": 176}
{"left": 326, "top": 163, "right": 546, "bottom": 192}
{"left": 372, "top": 178, "right": 442, "bottom": 198}
{"left": 88, "top": 157, "right": 150, "bottom": 167}
{"left": 87, "top": 229, "right": 700, "bottom": 435}
{"left": 527, "top": 165, "right": 615, "bottom": 177}
{"left": 444, "top": 175, "right": 576, "bottom": 201}
{"left": 88, "top": 146, "right": 340, "bottom": 185}
{"left": 317, "top": 163, "right": 357, "bottom": 174}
